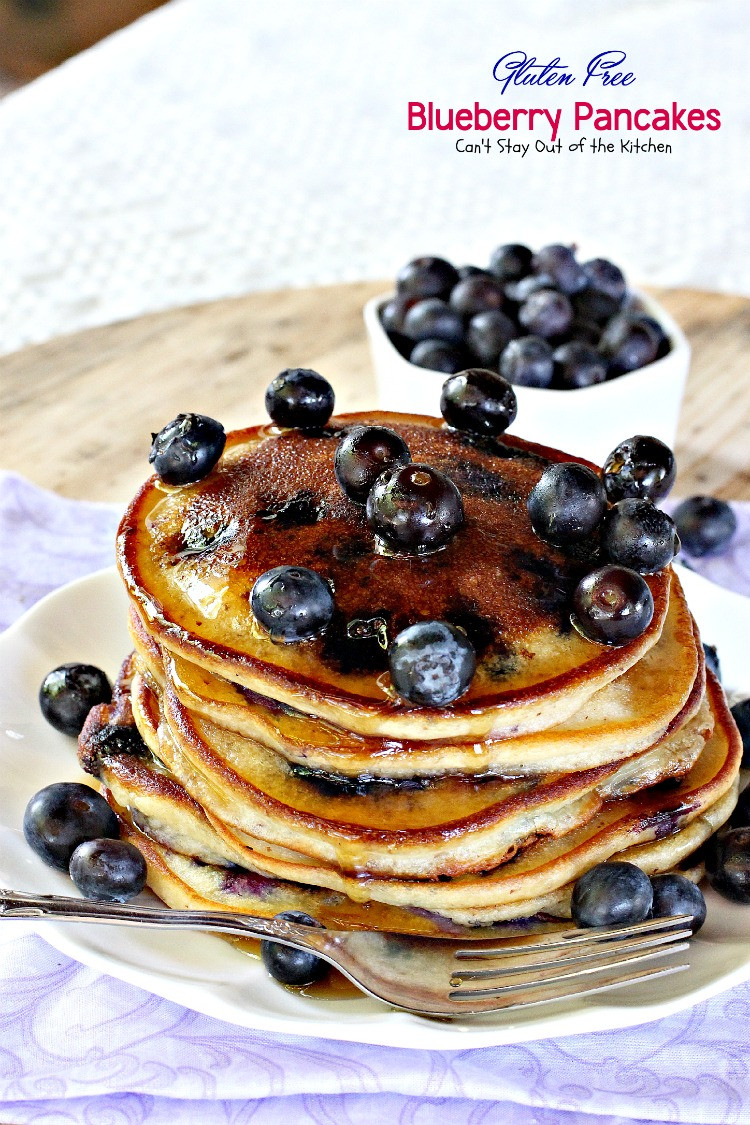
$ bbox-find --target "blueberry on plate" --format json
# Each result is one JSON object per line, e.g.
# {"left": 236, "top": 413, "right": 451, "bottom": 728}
{"left": 389, "top": 621, "right": 476, "bottom": 706}
{"left": 23, "top": 782, "right": 120, "bottom": 871}
{"left": 499, "top": 335, "right": 555, "bottom": 388}
{"left": 149, "top": 413, "right": 226, "bottom": 486}
{"left": 466, "top": 309, "right": 518, "bottom": 366}
{"left": 265, "top": 369, "right": 335, "bottom": 430}
{"left": 334, "top": 425, "right": 411, "bottom": 504}
{"left": 39, "top": 663, "right": 112, "bottom": 736}
{"left": 601, "top": 499, "right": 679, "bottom": 573}
{"left": 69, "top": 838, "right": 147, "bottom": 903}
{"left": 572, "top": 565, "right": 654, "bottom": 646}
{"left": 650, "top": 873, "right": 707, "bottom": 933}
{"left": 396, "top": 256, "right": 459, "bottom": 301}
{"left": 410, "top": 339, "right": 466, "bottom": 374}
{"left": 366, "top": 463, "right": 464, "bottom": 554}
{"left": 261, "top": 911, "right": 327, "bottom": 987}
{"left": 672, "top": 496, "right": 737, "bottom": 558}
{"left": 440, "top": 369, "right": 517, "bottom": 437}
{"left": 552, "top": 341, "right": 607, "bottom": 389}
{"left": 571, "top": 861, "right": 653, "bottom": 927}
{"left": 402, "top": 299, "right": 465, "bottom": 346}
{"left": 531, "top": 244, "right": 587, "bottom": 294}
{"left": 729, "top": 699, "right": 750, "bottom": 768}
{"left": 602, "top": 435, "right": 676, "bottom": 504}
{"left": 518, "top": 289, "right": 573, "bottom": 339}
{"left": 251, "top": 566, "right": 334, "bottom": 642}
{"left": 599, "top": 314, "right": 660, "bottom": 373}
{"left": 457, "top": 264, "right": 493, "bottom": 281}
{"left": 702, "top": 643, "right": 721, "bottom": 683}
{"left": 449, "top": 274, "right": 506, "bottom": 318}
{"left": 707, "top": 827, "right": 750, "bottom": 903}
{"left": 527, "top": 463, "right": 607, "bottom": 548}
{"left": 488, "top": 243, "right": 533, "bottom": 283}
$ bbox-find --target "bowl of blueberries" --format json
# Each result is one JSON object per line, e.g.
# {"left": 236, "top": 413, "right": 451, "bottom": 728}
{"left": 365, "top": 243, "right": 690, "bottom": 466}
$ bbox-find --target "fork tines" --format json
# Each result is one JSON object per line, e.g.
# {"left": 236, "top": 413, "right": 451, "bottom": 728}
{"left": 449, "top": 914, "right": 692, "bottom": 1007}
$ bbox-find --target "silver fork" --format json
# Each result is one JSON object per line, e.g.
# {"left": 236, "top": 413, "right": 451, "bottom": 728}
{"left": 0, "top": 889, "right": 692, "bottom": 1018}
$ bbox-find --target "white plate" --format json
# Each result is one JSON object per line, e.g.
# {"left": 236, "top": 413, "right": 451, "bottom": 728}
{"left": 0, "top": 566, "right": 748, "bottom": 1049}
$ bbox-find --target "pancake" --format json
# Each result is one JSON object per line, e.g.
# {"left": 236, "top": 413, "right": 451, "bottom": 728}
{"left": 128, "top": 575, "right": 702, "bottom": 778}
{"left": 82, "top": 658, "right": 738, "bottom": 922}
{"left": 115, "top": 786, "right": 734, "bottom": 930}
{"left": 118, "top": 414, "right": 671, "bottom": 740}
{"left": 131, "top": 668, "right": 712, "bottom": 880}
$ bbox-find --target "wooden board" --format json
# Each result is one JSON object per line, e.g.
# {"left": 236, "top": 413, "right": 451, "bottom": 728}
{"left": 1, "top": 281, "right": 748, "bottom": 503}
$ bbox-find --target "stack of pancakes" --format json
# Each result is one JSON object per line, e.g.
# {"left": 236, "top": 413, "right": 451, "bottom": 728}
{"left": 80, "top": 413, "right": 741, "bottom": 937}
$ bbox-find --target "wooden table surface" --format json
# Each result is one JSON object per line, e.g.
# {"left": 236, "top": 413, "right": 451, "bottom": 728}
{"left": 1, "top": 281, "right": 748, "bottom": 503}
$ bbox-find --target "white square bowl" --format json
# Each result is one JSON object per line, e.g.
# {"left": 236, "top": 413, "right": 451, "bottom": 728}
{"left": 364, "top": 290, "right": 690, "bottom": 466}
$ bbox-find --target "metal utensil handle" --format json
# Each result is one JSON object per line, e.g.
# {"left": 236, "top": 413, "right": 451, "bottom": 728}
{"left": 0, "top": 888, "right": 326, "bottom": 950}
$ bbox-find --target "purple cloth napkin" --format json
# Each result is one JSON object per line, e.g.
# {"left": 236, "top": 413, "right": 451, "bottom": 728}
{"left": 1, "top": 471, "right": 749, "bottom": 1125}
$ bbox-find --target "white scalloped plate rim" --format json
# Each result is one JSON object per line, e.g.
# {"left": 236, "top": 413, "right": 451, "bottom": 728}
{"left": 0, "top": 564, "right": 748, "bottom": 1050}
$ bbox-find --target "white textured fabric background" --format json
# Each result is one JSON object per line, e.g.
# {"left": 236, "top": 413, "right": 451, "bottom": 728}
{"left": 0, "top": 0, "right": 747, "bottom": 357}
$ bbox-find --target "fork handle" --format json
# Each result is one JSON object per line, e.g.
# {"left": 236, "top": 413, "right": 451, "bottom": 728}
{"left": 0, "top": 888, "right": 329, "bottom": 952}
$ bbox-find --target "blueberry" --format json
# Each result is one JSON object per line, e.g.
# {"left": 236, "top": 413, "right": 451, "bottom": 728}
{"left": 702, "top": 643, "right": 721, "bottom": 683}
{"left": 527, "top": 463, "right": 607, "bottom": 547}
{"left": 367, "top": 463, "right": 464, "bottom": 555}
{"left": 440, "top": 369, "right": 517, "bottom": 437}
{"left": 39, "top": 663, "right": 112, "bottom": 736}
{"left": 389, "top": 621, "right": 476, "bottom": 706}
{"left": 553, "top": 341, "right": 607, "bottom": 389}
{"left": 499, "top": 336, "right": 555, "bottom": 388}
{"left": 402, "top": 299, "right": 464, "bottom": 346}
{"left": 449, "top": 275, "right": 506, "bottom": 318}
{"left": 457, "top": 265, "right": 492, "bottom": 281}
{"left": 69, "top": 838, "right": 146, "bottom": 903}
{"left": 581, "top": 258, "right": 626, "bottom": 302}
{"left": 260, "top": 910, "right": 327, "bottom": 987}
{"left": 650, "top": 873, "right": 706, "bottom": 932}
{"left": 23, "top": 782, "right": 120, "bottom": 871}
{"left": 601, "top": 499, "right": 678, "bottom": 574}
{"left": 730, "top": 699, "right": 750, "bottom": 768}
{"left": 531, "top": 244, "right": 587, "bottom": 294}
{"left": 504, "top": 273, "right": 555, "bottom": 305}
{"left": 334, "top": 425, "right": 411, "bottom": 504}
{"left": 572, "top": 565, "right": 654, "bottom": 646}
{"left": 571, "top": 287, "right": 622, "bottom": 326}
{"left": 672, "top": 497, "right": 737, "bottom": 558}
{"left": 466, "top": 310, "right": 518, "bottom": 366}
{"left": 251, "top": 566, "right": 334, "bottom": 642}
{"left": 571, "top": 862, "right": 653, "bottom": 927}
{"left": 489, "top": 243, "right": 533, "bottom": 283}
{"left": 396, "top": 256, "right": 459, "bottom": 301}
{"left": 707, "top": 827, "right": 750, "bottom": 903}
{"left": 603, "top": 436, "right": 676, "bottom": 503}
{"left": 410, "top": 339, "right": 467, "bottom": 374}
{"left": 265, "top": 369, "right": 335, "bottom": 430}
{"left": 731, "top": 786, "right": 750, "bottom": 829}
{"left": 632, "top": 313, "right": 671, "bottom": 359}
{"left": 518, "top": 289, "right": 573, "bottom": 339}
{"left": 569, "top": 317, "right": 603, "bottom": 347}
{"left": 380, "top": 294, "right": 418, "bottom": 334}
{"left": 599, "top": 314, "right": 660, "bottom": 373}
{"left": 149, "top": 414, "right": 226, "bottom": 486}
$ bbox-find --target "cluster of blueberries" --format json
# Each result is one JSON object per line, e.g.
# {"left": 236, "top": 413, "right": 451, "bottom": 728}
{"left": 380, "top": 245, "right": 671, "bottom": 387}
{"left": 24, "top": 665, "right": 146, "bottom": 903}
